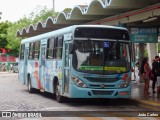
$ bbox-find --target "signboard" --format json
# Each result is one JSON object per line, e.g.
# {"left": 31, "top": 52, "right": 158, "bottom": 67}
{"left": 130, "top": 28, "right": 158, "bottom": 43}
{"left": 104, "top": 42, "right": 109, "bottom": 48}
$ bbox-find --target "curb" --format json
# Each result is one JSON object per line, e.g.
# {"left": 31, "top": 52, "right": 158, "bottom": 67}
{"left": 0, "top": 72, "right": 8, "bottom": 73}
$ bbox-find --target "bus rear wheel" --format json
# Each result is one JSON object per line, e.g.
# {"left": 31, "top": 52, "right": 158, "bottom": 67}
{"left": 55, "top": 82, "right": 64, "bottom": 103}
{"left": 28, "top": 77, "right": 34, "bottom": 93}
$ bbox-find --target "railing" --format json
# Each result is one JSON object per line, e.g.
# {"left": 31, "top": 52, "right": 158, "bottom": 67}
{"left": 0, "top": 62, "right": 16, "bottom": 72}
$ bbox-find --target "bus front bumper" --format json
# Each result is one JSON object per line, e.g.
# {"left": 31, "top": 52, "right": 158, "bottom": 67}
{"left": 69, "top": 84, "right": 131, "bottom": 98}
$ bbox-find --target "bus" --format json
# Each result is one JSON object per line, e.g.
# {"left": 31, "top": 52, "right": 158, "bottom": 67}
{"left": 18, "top": 25, "right": 131, "bottom": 103}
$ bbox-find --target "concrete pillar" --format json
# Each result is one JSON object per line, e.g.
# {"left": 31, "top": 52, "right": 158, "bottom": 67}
{"left": 139, "top": 43, "right": 144, "bottom": 82}
{"left": 147, "top": 43, "right": 157, "bottom": 67}
{"left": 139, "top": 43, "right": 144, "bottom": 64}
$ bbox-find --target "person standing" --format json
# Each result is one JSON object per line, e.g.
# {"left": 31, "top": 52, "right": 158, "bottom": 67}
{"left": 140, "top": 57, "right": 151, "bottom": 96}
{"left": 135, "top": 60, "right": 139, "bottom": 83}
{"left": 151, "top": 56, "right": 159, "bottom": 93}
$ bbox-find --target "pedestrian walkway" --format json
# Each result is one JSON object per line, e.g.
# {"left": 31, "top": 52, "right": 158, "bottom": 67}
{"left": 131, "top": 81, "right": 160, "bottom": 109}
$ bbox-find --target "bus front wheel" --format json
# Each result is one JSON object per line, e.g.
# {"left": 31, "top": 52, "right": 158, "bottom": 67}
{"left": 55, "top": 82, "right": 64, "bottom": 103}
{"left": 28, "top": 77, "right": 34, "bottom": 93}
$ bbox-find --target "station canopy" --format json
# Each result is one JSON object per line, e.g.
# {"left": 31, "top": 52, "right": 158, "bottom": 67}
{"left": 17, "top": 0, "right": 160, "bottom": 37}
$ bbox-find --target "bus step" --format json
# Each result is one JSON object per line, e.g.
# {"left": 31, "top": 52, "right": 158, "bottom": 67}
{"left": 40, "top": 89, "right": 45, "bottom": 92}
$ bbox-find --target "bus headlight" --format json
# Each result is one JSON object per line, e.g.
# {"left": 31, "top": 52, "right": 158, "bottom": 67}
{"left": 119, "top": 73, "right": 131, "bottom": 88}
{"left": 119, "top": 80, "right": 130, "bottom": 88}
{"left": 71, "top": 76, "right": 87, "bottom": 88}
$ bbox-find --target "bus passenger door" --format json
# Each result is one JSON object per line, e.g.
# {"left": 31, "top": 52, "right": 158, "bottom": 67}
{"left": 24, "top": 44, "right": 29, "bottom": 84}
{"left": 39, "top": 40, "right": 47, "bottom": 91}
{"left": 63, "top": 41, "right": 70, "bottom": 93}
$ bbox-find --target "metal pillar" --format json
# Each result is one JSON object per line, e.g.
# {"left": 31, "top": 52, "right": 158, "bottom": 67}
{"left": 53, "top": 0, "right": 55, "bottom": 12}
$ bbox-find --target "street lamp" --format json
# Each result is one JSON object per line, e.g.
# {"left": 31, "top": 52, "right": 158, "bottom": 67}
{"left": 0, "top": 12, "right": 2, "bottom": 20}
{"left": 53, "top": 0, "right": 55, "bottom": 12}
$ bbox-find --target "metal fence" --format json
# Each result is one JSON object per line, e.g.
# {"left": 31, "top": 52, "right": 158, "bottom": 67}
{"left": 0, "top": 62, "right": 17, "bottom": 72}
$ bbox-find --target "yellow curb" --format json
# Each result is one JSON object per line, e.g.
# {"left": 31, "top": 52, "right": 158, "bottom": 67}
{"left": 138, "top": 99, "right": 160, "bottom": 107}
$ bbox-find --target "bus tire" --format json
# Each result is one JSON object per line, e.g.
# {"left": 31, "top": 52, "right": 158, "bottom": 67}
{"left": 55, "top": 82, "right": 64, "bottom": 103}
{"left": 28, "top": 76, "right": 34, "bottom": 93}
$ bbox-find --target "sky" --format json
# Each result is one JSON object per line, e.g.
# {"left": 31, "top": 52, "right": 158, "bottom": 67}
{"left": 0, "top": 0, "right": 91, "bottom": 22}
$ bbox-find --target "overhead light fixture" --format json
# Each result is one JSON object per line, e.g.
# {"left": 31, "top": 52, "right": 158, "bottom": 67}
{"left": 143, "top": 16, "right": 158, "bottom": 23}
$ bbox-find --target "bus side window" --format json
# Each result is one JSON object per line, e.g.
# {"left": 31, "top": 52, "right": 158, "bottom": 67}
{"left": 46, "top": 38, "right": 54, "bottom": 59}
{"left": 28, "top": 43, "right": 33, "bottom": 59}
{"left": 33, "top": 41, "right": 40, "bottom": 60}
{"left": 55, "top": 36, "right": 63, "bottom": 59}
{"left": 20, "top": 44, "right": 25, "bottom": 60}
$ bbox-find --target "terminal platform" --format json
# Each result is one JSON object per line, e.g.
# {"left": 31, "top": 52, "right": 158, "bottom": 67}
{"left": 131, "top": 80, "right": 160, "bottom": 109}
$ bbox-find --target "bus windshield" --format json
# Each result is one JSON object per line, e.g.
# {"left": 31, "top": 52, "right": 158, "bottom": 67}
{"left": 72, "top": 40, "right": 131, "bottom": 75}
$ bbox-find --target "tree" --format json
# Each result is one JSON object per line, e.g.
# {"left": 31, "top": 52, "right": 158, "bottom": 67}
{"left": 63, "top": 8, "right": 72, "bottom": 13}
{"left": 6, "top": 17, "right": 32, "bottom": 57}
{"left": 6, "top": 6, "right": 57, "bottom": 57}
{"left": 28, "top": 6, "right": 57, "bottom": 24}
{"left": 0, "top": 21, "right": 11, "bottom": 50}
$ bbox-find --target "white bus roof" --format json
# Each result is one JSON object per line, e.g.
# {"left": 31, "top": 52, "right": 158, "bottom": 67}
{"left": 21, "top": 25, "right": 128, "bottom": 44}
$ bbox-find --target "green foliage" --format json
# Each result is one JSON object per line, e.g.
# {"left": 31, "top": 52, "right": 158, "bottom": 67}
{"left": 6, "top": 17, "right": 32, "bottom": 57}
{"left": 28, "top": 6, "right": 57, "bottom": 23}
{"left": 3, "top": 6, "right": 57, "bottom": 57}
{"left": 63, "top": 8, "right": 72, "bottom": 13}
{"left": 0, "top": 21, "right": 11, "bottom": 49}
{"left": 144, "top": 50, "right": 148, "bottom": 57}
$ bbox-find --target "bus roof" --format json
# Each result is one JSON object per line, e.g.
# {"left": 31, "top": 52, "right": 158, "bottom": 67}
{"left": 21, "top": 25, "right": 128, "bottom": 44}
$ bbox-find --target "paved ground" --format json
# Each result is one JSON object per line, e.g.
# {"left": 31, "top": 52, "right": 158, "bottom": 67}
{"left": 0, "top": 72, "right": 160, "bottom": 120}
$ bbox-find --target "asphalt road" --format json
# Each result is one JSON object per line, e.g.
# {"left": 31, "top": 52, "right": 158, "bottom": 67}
{"left": 0, "top": 73, "right": 159, "bottom": 120}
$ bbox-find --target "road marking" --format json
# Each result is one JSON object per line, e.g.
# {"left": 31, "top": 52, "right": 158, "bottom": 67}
{"left": 139, "top": 100, "right": 160, "bottom": 108}
{"left": 140, "top": 104, "right": 160, "bottom": 111}
{"left": 82, "top": 117, "right": 104, "bottom": 120}
{"left": 119, "top": 117, "right": 146, "bottom": 120}
{"left": 41, "top": 107, "right": 71, "bottom": 110}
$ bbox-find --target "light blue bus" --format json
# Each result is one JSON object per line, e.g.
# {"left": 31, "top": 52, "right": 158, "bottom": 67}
{"left": 18, "top": 25, "right": 131, "bottom": 102}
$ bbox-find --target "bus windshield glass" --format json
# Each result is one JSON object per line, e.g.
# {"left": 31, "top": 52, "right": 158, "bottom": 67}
{"left": 72, "top": 40, "right": 130, "bottom": 74}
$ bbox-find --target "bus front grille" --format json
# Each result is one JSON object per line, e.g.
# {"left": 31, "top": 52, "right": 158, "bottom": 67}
{"left": 85, "top": 77, "right": 119, "bottom": 83}
{"left": 89, "top": 84, "right": 115, "bottom": 88}
{"left": 92, "top": 90, "right": 113, "bottom": 95}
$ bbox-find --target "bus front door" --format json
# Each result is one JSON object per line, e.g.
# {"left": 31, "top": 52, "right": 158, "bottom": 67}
{"left": 39, "top": 45, "right": 46, "bottom": 91}
{"left": 63, "top": 41, "right": 70, "bottom": 94}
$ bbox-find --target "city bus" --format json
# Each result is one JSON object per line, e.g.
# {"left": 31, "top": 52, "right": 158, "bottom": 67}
{"left": 18, "top": 25, "right": 131, "bottom": 103}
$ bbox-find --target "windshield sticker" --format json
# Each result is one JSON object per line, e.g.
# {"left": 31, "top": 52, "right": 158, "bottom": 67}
{"left": 80, "top": 66, "right": 126, "bottom": 72}
{"left": 104, "top": 67, "right": 126, "bottom": 72}
{"left": 104, "top": 42, "right": 110, "bottom": 48}
{"left": 80, "top": 66, "right": 103, "bottom": 70}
